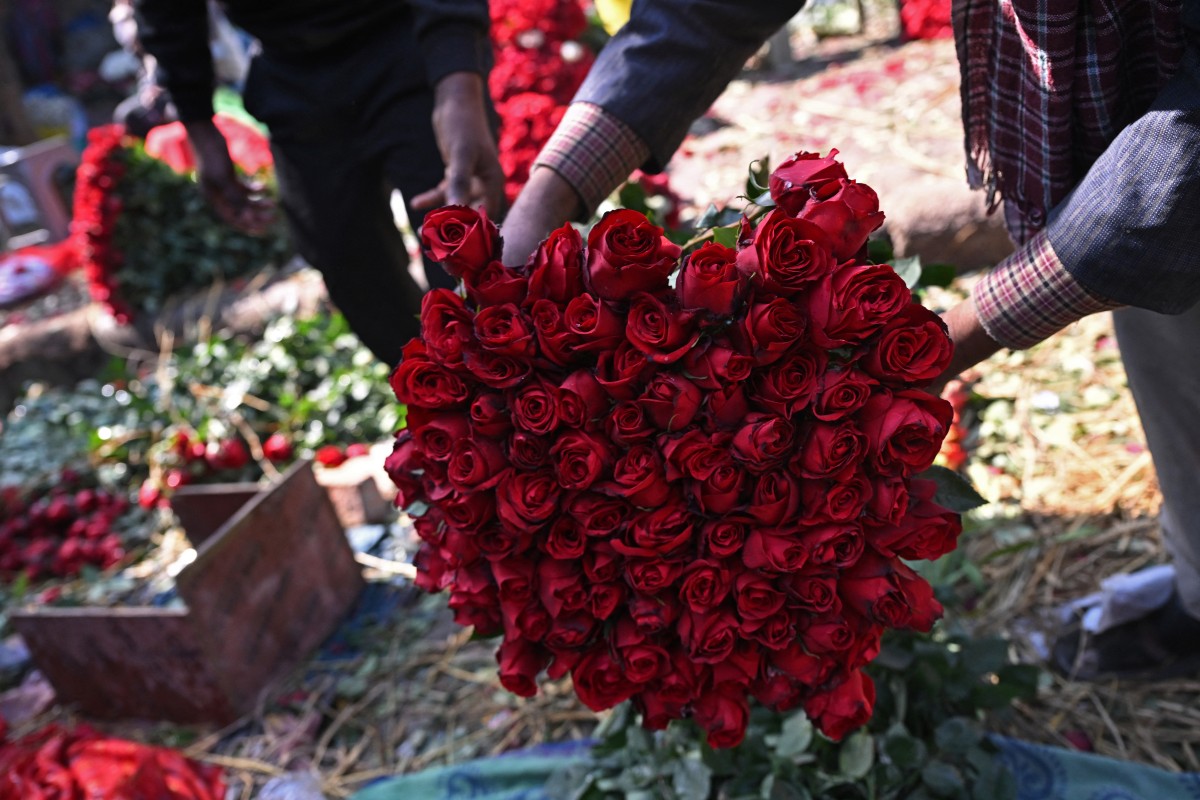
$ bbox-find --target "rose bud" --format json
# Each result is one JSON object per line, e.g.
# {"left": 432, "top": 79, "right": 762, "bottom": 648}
{"left": 769, "top": 150, "right": 850, "bottom": 215}
{"left": 736, "top": 209, "right": 835, "bottom": 297}
{"left": 585, "top": 209, "right": 681, "bottom": 301}
{"left": 676, "top": 241, "right": 745, "bottom": 316}
{"left": 419, "top": 205, "right": 499, "bottom": 282}
{"left": 525, "top": 223, "right": 585, "bottom": 304}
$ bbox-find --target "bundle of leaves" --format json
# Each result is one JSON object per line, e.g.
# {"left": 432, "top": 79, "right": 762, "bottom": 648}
{"left": 548, "top": 626, "right": 1039, "bottom": 800}
{"left": 71, "top": 124, "right": 291, "bottom": 322}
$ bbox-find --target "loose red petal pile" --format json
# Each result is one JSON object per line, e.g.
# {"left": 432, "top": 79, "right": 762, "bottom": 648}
{"left": 387, "top": 151, "right": 962, "bottom": 748}
{"left": 0, "top": 723, "right": 226, "bottom": 800}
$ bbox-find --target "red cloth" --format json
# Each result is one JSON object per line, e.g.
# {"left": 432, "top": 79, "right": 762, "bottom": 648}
{"left": 0, "top": 724, "right": 226, "bottom": 800}
{"left": 144, "top": 115, "right": 274, "bottom": 175}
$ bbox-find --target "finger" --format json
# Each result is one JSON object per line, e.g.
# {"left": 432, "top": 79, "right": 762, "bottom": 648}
{"left": 482, "top": 165, "right": 506, "bottom": 219}
{"left": 445, "top": 155, "right": 472, "bottom": 207}
{"left": 411, "top": 185, "right": 447, "bottom": 211}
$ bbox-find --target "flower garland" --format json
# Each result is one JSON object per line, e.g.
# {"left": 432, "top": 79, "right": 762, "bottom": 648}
{"left": 386, "top": 151, "right": 964, "bottom": 748}
{"left": 70, "top": 124, "right": 289, "bottom": 323}
{"left": 489, "top": 0, "right": 595, "bottom": 203}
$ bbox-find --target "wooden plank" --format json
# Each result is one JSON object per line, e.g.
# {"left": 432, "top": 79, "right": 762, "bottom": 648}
{"left": 170, "top": 483, "right": 261, "bottom": 546}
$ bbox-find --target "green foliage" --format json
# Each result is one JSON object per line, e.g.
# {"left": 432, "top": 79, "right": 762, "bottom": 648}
{"left": 547, "top": 628, "right": 1038, "bottom": 800}
{"left": 109, "top": 141, "right": 291, "bottom": 315}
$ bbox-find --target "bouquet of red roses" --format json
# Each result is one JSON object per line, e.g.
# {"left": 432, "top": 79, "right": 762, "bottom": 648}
{"left": 386, "top": 151, "right": 961, "bottom": 748}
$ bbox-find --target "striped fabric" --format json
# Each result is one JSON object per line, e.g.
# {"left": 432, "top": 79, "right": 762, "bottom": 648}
{"left": 972, "top": 231, "right": 1120, "bottom": 350}
{"left": 955, "top": 0, "right": 1185, "bottom": 244}
{"left": 532, "top": 101, "right": 650, "bottom": 216}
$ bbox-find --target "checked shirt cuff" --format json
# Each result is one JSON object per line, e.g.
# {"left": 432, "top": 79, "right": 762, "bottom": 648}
{"left": 534, "top": 102, "right": 651, "bottom": 218}
{"left": 971, "top": 230, "right": 1121, "bottom": 350}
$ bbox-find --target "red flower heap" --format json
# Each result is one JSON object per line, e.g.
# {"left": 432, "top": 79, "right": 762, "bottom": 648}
{"left": 72, "top": 125, "right": 132, "bottom": 321}
{"left": 388, "top": 151, "right": 960, "bottom": 748}
{"left": 489, "top": 0, "right": 594, "bottom": 203}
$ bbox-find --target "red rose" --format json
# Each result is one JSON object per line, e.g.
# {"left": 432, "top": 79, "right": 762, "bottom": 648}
{"left": 558, "top": 370, "right": 608, "bottom": 428}
{"left": 623, "top": 504, "right": 695, "bottom": 556}
{"left": 733, "top": 296, "right": 807, "bottom": 366}
{"left": 497, "top": 470, "right": 562, "bottom": 531}
{"left": 511, "top": 378, "right": 559, "bottom": 435}
{"left": 862, "top": 304, "right": 953, "bottom": 386}
{"left": 541, "top": 517, "right": 587, "bottom": 559}
{"left": 572, "top": 646, "right": 637, "bottom": 711}
{"left": 564, "top": 293, "right": 626, "bottom": 352}
{"left": 803, "top": 522, "right": 864, "bottom": 568}
{"left": 407, "top": 409, "right": 471, "bottom": 462}
{"left": 804, "top": 670, "right": 876, "bottom": 741}
{"left": 474, "top": 303, "right": 535, "bottom": 357}
{"left": 421, "top": 289, "right": 475, "bottom": 367}
{"left": 703, "top": 383, "right": 751, "bottom": 430}
{"left": 731, "top": 414, "right": 796, "bottom": 473}
{"left": 603, "top": 445, "right": 672, "bottom": 508}
{"left": 754, "top": 349, "right": 827, "bottom": 418}
{"left": 385, "top": 431, "right": 425, "bottom": 508}
{"left": 893, "top": 560, "right": 943, "bottom": 631}
{"left": 801, "top": 615, "right": 856, "bottom": 653}
{"left": 551, "top": 430, "right": 614, "bottom": 491}
{"left": 801, "top": 473, "right": 873, "bottom": 523}
{"left": 447, "top": 438, "right": 508, "bottom": 492}
{"left": 413, "top": 544, "right": 450, "bottom": 592}
{"left": 606, "top": 401, "right": 656, "bottom": 445}
{"left": 859, "top": 390, "right": 953, "bottom": 476}
{"left": 508, "top": 431, "right": 550, "bottom": 470}
{"left": 771, "top": 641, "right": 835, "bottom": 686}
{"left": 662, "top": 429, "right": 726, "bottom": 481}
{"left": 469, "top": 392, "right": 512, "bottom": 437}
{"left": 595, "top": 342, "right": 653, "bottom": 400}
{"left": 677, "top": 242, "right": 745, "bottom": 316}
{"left": 813, "top": 369, "right": 876, "bottom": 421}
{"left": 694, "top": 457, "right": 745, "bottom": 515}
{"left": 537, "top": 558, "right": 588, "bottom": 616}
{"left": 491, "top": 557, "right": 536, "bottom": 604}
{"left": 525, "top": 222, "right": 585, "bottom": 303}
{"left": 585, "top": 209, "right": 681, "bottom": 301}
{"left": 501, "top": 600, "right": 552, "bottom": 641}
{"left": 615, "top": 620, "right": 670, "bottom": 684}
{"left": 680, "top": 609, "right": 739, "bottom": 663}
{"left": 391, "top": 341, "right": 471, "bottom": 409}
{"left": 442, "top": 490, "right": 495, "bottom": 531}
{"left": 865, "top": 474, "right": 909, "bottom": 524}
{"left": 682, "top": 339, "right": 753, "bottom": 390}
{"left": 769, "top": 150, "right": 850, "bottom": 216}
{"left": 694, "top": 685, "right": 750, "bottom": 749}
{"left": 262, "top": 432, "right": 293, "bottom": 463}
{"left": 626, "top": 292, "right": 699, "bottom": 364}
{"left": 839, "top": 550, "right": 916, "bottom": 629}
{"left": 786, "top": 570, "right": 841, "bottom": 614}
{"left": 565, "top": 492, "right": 630, "bottom": 539}
{"left": 742, "top": 609, "right": 797, "bottom": 650}
{"left": 589, "top": 582, "right": 625, "bottom": 620}
{"left": 744, "top": 528, "right": 808, "bottom": 572}
{"left": 703, "top": 519, "right": 748, "bottom": 558}
{"left": 869, "top": 478, "right": 962, "bottom": 560}
{"left": 736, "top": 210, "right": 835, "bottom": 297}
{"left": 496, "top": 633, "right": 549, "bottom": 695}
{"left": 734, "top": 572, "right": 787, "bottom": 620}
{"left": 753, "top": 672, "right": 806, "bottom": 712}
{"left": 420, "top": 205, "right": 499, "bottom": 281}
{"left": 807, "top": 262, "right": 911, "bottom": 349}
{"left": 629, "top": 592, "right": 681, "bottom": 635}
{"left": 637, "top": 373, "right": 702, "bottom": 432}
{"left": 463, "top": 349, "right": 532, "bottom": 389}
{"left": 467, "top": 260, "right": 529, "bottom": 307}
{"left": 748, "top": 471, "right": 800, "bottom": 526}
{"left": 529, "top": 299, "right": 578, "bottom": 367}
{"left": 545, "top": 611, "right": 598, "bottom": 651}
{"left": 798, "top": 179, "right": 885, "bottom": 261}
{"left": 679, "top": 559, "right": 733, "bottom": 612}
{"left": 625, "top": 557, "right": 685, "bottom": 593}
{"left": 797, "top": 420, "right": 867, "bottom": 481}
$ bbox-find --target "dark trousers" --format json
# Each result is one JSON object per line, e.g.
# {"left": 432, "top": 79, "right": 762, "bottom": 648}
{"left": 242, "top": 8, "right": 457, "bottom": 367}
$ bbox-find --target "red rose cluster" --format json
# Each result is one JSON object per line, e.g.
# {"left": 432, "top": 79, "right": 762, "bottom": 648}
{"left": 899, "top": 0, "right": 953, "bottom": 40}
{"left": 0, "top": 471, "right": 130, "bottom": 582}
{"left": 387, "top": 151, "right": 961, "bottom": 748}
{"left": 72, "top": 125, "right": 132, "bottom": 322}
{"left": 489, "top": 0, "right": 594, "bottom": 203}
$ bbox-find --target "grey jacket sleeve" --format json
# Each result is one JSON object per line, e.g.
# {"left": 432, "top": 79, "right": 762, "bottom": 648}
{"left": 574, "top": 0, "right": 806, "bottom": 171}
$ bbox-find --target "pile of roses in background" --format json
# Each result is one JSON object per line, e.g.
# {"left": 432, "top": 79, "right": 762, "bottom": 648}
{"left": 70, "top": 119, "right": 289, "bottom": 323}
{"left": 387, "top": 150, "right": 963, "bottom": 747}
{"left": 488, "top": 0, "right": 594, "bottom": 204}
{"left": 898, "top": 0, "right": 953, "bottom": 40}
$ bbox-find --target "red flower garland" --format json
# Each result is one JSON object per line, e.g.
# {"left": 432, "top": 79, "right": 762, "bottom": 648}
{"left": 71, "top": 125, "right": 132, "bottom": 322}
{"left": 387, "top": 151, "right": 961, "bottom": 748}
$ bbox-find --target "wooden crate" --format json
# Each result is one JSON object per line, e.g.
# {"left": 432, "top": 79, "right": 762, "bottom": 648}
{"left": 9, "top": 460, "right": 364, "bottom": 724}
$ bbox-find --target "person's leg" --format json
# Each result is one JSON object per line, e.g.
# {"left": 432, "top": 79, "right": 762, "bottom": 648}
{"left": 271, "top": 137, "right": 427, "bottom": 367}
{"left": 1114, "top": 303, "right": 1200, "bottom": 619}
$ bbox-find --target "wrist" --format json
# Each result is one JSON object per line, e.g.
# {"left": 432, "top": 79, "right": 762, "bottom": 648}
{"left": 434, "top": 71, "right": 484, "bottom": 106}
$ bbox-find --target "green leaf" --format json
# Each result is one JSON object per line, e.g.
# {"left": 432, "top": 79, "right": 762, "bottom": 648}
{"left": 921, "top": 761, "right": 965, "bottom": 798}
{"left": 746, "top": 157, "right": 772, "bottom": 195}
{"left": 920, "top": 262, "right": 958, "bottom": 288}
{"left": 838, "top": 730, "right": 875, "bottom": 780}
{"left": 672, "top": 755, "right": 712, "bottom": 799}
{"left": 960, "top": 639, "right": 1009, "bottom": 677}
{"left": 712, "top": 225, "right": 740, "bottom": 249}
{"left": 919, "top": 465, "right": 988, "bottom": 512}
{"left": 892, "top": 256, "right": 923, "bottom": 289}
{"left": 934, "top": 718, "right": 978, "bottom": 757}
{"left": 775, "top": 712, "right": 814, "bottom": 760}
{"left": 751, "top": 189, "right": 776, "bottom": 208}
{"left": 884, "top": 730, "right": 928, "bottom": 768}
{"left": 868, "top": 237, "right": 895, "bottom": 263}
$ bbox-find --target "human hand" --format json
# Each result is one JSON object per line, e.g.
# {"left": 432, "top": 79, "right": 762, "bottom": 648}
{"left": 928, "top": 297, "right": 1003, "bottom": 396}
{"left": 500, "top": 166, "right": 583, "bottom": 266}
{"left": 411, "top": 72, "right": 505, "bottom": 216}
{"left": 185, "top": 120, "right": 277, "bottom": 236}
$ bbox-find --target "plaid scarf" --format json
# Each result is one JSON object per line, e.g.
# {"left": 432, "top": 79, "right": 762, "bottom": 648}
{"left": 954, "top": 0, "right": 1185, "bottom": 244}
